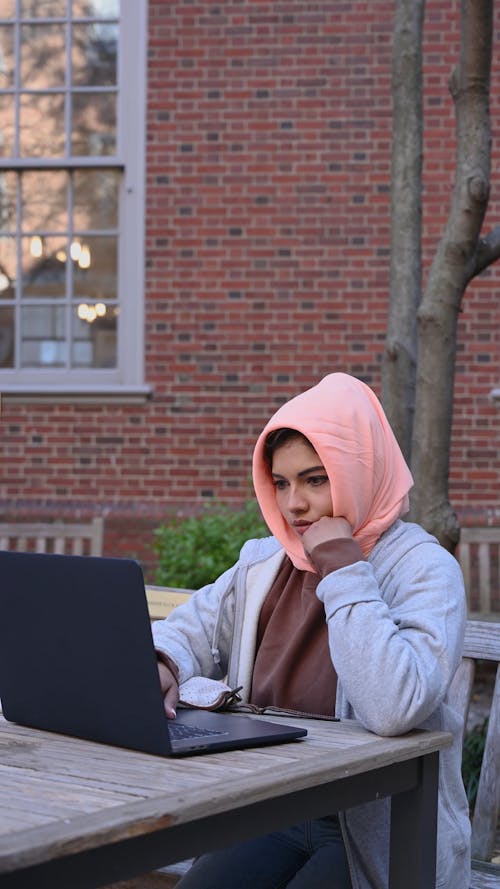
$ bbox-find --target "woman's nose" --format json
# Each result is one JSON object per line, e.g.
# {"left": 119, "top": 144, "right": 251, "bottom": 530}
{"left": 287, "top": 487, "right": 308, "bottom": 513}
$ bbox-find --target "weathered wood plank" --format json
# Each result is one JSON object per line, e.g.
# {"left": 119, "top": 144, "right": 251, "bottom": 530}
{"left": 448, "top": 657, "right": 475, "bottom": 743}
{"left": 0, "top": 715, "right": 450, "bottom": 874}
{"left": 463, "top": 620, "right": 500, "bottom": 661}
{"left": 460, "top": 542, "right": 472, "bottom": 601}
{"left": 471, "top": 859, "right": 500, "bottom": 889}
{"left": 479, "top": 542, "right": 493, "bottom": 614}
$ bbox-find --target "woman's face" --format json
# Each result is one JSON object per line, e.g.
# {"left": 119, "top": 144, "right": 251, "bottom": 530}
{"left": 270, "top": 436, "right": 333, "bottom": 538}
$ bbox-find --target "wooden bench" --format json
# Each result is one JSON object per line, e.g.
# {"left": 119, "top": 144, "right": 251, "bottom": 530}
{"left": 0, "top": 518, "right": 104, "bottom": 557}
{"left": 145, "top": 585, "right": 193, "bottom": 621}
{"left": 458, "top": 527, "right": 500, "bottom": 617}
{"left": 449, "top": 619, "right": 500, "bottom": 889}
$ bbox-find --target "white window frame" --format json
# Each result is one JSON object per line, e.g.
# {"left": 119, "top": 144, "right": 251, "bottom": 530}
{"left": 0, "top": 0, "right": 148, "bottom": 398}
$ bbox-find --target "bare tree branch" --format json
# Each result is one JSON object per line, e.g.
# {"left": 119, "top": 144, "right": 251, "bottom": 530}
{"left": 472, "top": 226, "right": 500, "bottom": 277}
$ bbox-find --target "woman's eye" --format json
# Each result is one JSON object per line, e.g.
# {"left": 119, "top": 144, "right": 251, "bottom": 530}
{"left": 272, "top": 479, "right": 288, "bottom": 490}
{"left": 308, "top": 475, "right": 328, "bottom": 487}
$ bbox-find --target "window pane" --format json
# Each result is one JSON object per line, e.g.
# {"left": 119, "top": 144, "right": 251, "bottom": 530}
{"left": 0, "top": 306, "right": 14, "bottom": 368}
{"left": 0, "top": 236, "right": 16, "bottom": 299}
{"left": 0, "top": 0, "right": 139, "bottom": 384}
{"left": 0, "top": 94, "right": 15, "bottom": 156}
{"left": 22, "top": 236, "right": 67, "bottom": 299}
{"left": 21, "top": 304, "right": 67, "bottom": 367}
{"left": 0, "top": 1, "right": 15, "bottom": 18}
{"left": 72, "top": 23, "right": 118, "bottom": 87}
{"left": 0, "top": 25, "right": 15, "bottom": 88}
{"left": 20, "top": 93, "right": 65, "bottom": 157}
{"left": 20, "top": 1, "right": 67, "bottom": 16}
{"left": 74, "top": 169, "right": 119, "bottom": 229}
{"left": 72, "top": 304, "right": 117, "bottom": 368}
{"left": 22, "top": 170, "right": 67, "bottom": 233}
{"left": 0, "top": 172, "right": 17, "bottom": 233}
{"left": 21, "top": 24, "right": 66, "bottom": 89}
{"left": 72, "top": 1, "right": 120, "bottom": 18}
{"left": 71, "top": 91, "right": 116, "bottom": 155}
{"left": 73, "top": 235, "right": 116, "bottom": 299}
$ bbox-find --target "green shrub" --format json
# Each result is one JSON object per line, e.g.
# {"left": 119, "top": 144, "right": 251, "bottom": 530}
{"left": 462, "top": 717, "right": 488, "bottom": 814}
{"left": 153, "top": 500, "right": 268, "bottom": 589}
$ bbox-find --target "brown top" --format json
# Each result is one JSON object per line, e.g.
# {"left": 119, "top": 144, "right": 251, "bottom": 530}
{"left": 250, "top": 538, "right": 363, "bottom": 716}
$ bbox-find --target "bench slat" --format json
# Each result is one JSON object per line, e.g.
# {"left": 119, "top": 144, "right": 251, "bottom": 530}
{"left": 471, "top": 861, "right": 500, "bottom": 889}
{"left": 463, "top": 621, "right": 500, "bottom": 661}
{"left": 448, "top": 657, "right": 475, "bottom": 743}
{"left": 479, "top": 542, "right": 493, "bottom": 615}
{"left": 461, "top": 543, "right": 472, "bottom": 602}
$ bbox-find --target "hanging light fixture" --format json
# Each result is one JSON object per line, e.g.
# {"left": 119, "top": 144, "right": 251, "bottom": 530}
{"left": 30, "top": 236, "right": 43, "bottom": 258}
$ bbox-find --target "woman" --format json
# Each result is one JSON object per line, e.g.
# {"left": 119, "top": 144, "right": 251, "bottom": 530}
{"left": 152, "top": 372, "right": 471, "bottom": 889}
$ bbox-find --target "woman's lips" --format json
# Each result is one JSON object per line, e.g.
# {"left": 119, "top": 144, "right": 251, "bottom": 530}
{"left": 292, "top": 522, "right": 311, "bottom": 536}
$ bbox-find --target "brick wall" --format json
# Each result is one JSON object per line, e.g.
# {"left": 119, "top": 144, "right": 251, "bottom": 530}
{"left": 2, "top": 1, "right": 500, "bottom": 580}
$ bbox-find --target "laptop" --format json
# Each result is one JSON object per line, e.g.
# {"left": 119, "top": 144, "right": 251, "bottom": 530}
{"left": 0, "top": 550, "right": 307, "bottom": 756}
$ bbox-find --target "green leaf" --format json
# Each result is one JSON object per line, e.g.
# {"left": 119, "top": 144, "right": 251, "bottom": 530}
{"left": 153, "top": 500, "right": 268, "bottom": 588}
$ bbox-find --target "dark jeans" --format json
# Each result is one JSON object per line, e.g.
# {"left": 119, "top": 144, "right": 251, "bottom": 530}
{"left": 176, "top": 815, "right": 352, "bottom": 889}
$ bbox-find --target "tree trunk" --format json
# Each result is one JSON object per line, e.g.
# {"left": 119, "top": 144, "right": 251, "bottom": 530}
{"left": 381, "top": 0, "right": 425, "bottom": 463}
{"left": 409, "top": 0, "right": 493, "bottom": 550}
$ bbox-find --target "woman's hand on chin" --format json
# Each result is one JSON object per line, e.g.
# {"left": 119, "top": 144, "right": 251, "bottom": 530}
{"left": 302, "top": 516, "right": 353, "bottom": 552}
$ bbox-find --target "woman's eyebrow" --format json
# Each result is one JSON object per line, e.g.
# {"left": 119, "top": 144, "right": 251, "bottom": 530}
{"left": 298, "top": 465, "right": 326, "bottom": 477}
{"left": 271, "top": 465, "right": 325, "bottom": 479}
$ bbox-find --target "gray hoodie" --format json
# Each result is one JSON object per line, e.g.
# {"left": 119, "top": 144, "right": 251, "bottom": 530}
{"left": 152, "top": 518, "right": 471, "bottom": 889}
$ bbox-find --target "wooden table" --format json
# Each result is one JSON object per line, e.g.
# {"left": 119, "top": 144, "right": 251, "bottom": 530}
{"left": 0, "top": 713, "right": 451, "bottom": 889}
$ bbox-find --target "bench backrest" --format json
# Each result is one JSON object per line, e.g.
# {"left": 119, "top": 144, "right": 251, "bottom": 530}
{"left": 458, "top": 528, "right": 500, "bottom": 616}
{"left": 145, "top": 585, "right": 193, "bottom": 621}
{"left": 449, "top": 619, "right": 500, "bottom": 864}
{"left": 0, "top": 518, "right": 104, "bottom": 557}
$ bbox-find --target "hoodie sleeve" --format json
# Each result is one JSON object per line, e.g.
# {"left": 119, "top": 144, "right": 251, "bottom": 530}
{"left": 151, "top": 561, "right": 238, "bottom": 684}
{"left": 315, "top": 523, "right": 466, "bottom": 736}
{"left": 150, "top": 535, "right": 281, "bottom": 685}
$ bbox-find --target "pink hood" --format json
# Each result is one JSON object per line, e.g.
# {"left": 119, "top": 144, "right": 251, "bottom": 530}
{"left": 252, "top": 373, "right": 414, "bottom": 572}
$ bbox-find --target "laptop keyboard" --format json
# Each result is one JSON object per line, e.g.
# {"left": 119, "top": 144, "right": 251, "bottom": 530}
{"left": 169, "top": 721, "right": 224, "bottom": 741}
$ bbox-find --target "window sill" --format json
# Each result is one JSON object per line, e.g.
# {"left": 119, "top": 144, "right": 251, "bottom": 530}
{"left": 1, "top": 385, "right": 153, "bottom": 404}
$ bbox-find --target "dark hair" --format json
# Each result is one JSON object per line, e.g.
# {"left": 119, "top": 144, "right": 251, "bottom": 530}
{"left": 263, "top": 427, "right": 311, "bottom": 469}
